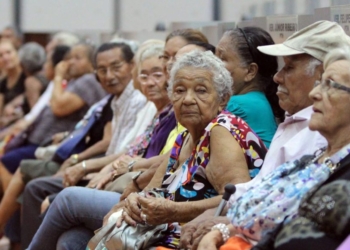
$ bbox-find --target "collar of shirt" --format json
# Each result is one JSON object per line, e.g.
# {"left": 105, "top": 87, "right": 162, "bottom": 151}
{"left": 111, "top": 80, "right": 135, "bottom": 112}
{"left": 284, "top": 106, "right": 313, "bottom": 124}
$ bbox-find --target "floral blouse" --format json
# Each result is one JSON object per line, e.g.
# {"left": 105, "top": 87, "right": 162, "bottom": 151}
{"left": 227, "top": 143, "right": 350, "bottom": 243}
{"left": 156, "top": 110, "right": 267, "bottom": 248}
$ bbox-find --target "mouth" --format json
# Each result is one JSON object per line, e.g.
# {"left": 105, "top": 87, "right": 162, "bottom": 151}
{"left": 181, "top": 110, "right": 197, "bottom": 115}
{"left": 312, "top": 107, "right": 322, "bottom": 113}
{"left": 277, "top": 87, "right": 288, "bottom": 94}
{"left": 107, "top": 81, "right": 118, "bottom": 86}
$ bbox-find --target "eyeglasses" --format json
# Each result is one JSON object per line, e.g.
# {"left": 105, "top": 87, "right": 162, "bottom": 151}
{"left": 138, "top": 72, "right": 165, "bottom": 85}
{"left": 314, "top": 79, "right": 350, "bottom": 94}
{"left": 96, "top": 62, "right": 125, "bottom": 77}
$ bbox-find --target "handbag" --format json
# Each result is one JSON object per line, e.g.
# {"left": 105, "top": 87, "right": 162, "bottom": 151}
{"left": 88, "top": 190, "right": 168, "bottom": 250}
{"left": 53, "top": 95, "right": 111, "bottom": 162}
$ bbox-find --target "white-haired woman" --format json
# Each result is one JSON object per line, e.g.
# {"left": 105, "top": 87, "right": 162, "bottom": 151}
{"left": 28, "top": 50, "right": 267, "bottom": 249}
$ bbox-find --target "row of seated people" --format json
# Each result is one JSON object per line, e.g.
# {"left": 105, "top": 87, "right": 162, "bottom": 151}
{"left": 0, "top": 28, "right": 81, "bottom": 137}
{"left": 0, "top": 20, "right": 349, "bottom": 250}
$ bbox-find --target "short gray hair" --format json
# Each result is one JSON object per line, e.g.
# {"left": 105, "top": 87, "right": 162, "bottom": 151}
{"left": 138, "top": 43, "right": 164, "bottom": 70}
{"left": 52, "top": 32, "right": 80, "bottom": 47}
{"left": 324, "top": 48, "right": 350, "bottom": 69}
{"left": 305, "top": 56, "right": 322, "bottom": 76}
{"left": 19, "top": 42, "right": 46, "bottom": 75}
{"left": 168, "top": 50, "right": 233, "bottom": 101}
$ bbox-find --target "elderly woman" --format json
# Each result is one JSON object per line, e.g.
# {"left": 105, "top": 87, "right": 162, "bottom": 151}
{"left": 197, "top": 49, "right": 350, "bottom": 250}
{"left": 216, "top": 27, "right": 284, "bottom": 148}
{"left": 28, "top": 50, "right": 267, "bottom": 250}
{"left": 19, "top": 42, "right": 48, "bottom": 114}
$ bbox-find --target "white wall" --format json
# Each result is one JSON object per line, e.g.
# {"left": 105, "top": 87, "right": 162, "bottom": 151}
{"left": 21, "top": 0, "right": 115, "bottom": 33}
{"left": 0, "top": 0, "right": 13, "bottom": 30}
{"left": 119, "top": 0, "right": 213, "bottom": 31}
{"left": 221, "top": 0, "right": 333, "bottom": 23}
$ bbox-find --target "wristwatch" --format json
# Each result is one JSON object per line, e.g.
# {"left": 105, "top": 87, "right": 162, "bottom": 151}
{"left": 132, "top": 171, "right": 144, "bottom": 192}
{"left": 70, "top": 154, "right": 79, "bottom": 164}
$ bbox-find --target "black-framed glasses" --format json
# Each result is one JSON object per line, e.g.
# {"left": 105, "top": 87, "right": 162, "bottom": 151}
{"left": 314, "top": 79, "right": 350, "bottom": 94}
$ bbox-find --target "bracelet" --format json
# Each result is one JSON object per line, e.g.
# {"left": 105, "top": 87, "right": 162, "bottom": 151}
{"left": 211, "top": 223, "right": 230, "bottom": 243}
{"left": 128, "top": 160, "right": 136, "bottom": 172}
{"left": 82, "top": 160, "right": 87, "bottom": 175}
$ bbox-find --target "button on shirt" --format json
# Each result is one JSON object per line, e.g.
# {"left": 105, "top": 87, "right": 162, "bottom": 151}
{"left": 230, "top": 106, "right": 327, "bottom": 203}
{"left": 106, "top": 81, "right": 147, "bottom": 155}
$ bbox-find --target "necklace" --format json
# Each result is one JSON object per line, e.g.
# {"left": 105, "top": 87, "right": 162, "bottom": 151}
{"left": 312, "top": 148, "right": 339, "bottom": 173}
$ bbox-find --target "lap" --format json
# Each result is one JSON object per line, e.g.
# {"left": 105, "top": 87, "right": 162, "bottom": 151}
{"left": 20, "top": 159, "right": 61, "bottom": 184}
{"left": 1, "top": 144, "right": 38, "bottom": 173}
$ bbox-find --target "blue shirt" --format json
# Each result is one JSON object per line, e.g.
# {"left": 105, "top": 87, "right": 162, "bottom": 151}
{"left": 226, "top": 91, "right": 277, "bottom": 148}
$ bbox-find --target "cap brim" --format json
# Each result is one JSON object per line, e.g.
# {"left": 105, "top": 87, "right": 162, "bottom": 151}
{"left": 257, "top": 44, "right": 304, "bottom": 57}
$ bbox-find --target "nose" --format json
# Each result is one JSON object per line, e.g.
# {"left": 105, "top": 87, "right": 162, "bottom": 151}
{"left": 309, "top": 84, "right": 322, "bottom": 101}
{"left": 273, "top": 69, "right": 283, "bottom": 85}
{"left": 182, "top": 89, "right": 196, "bottom": 104}
{"left": 106, "top": 68, "right": 114, "bottom": 81}
{"left": 166, "top": 57, "right": 175, "bottom": 73}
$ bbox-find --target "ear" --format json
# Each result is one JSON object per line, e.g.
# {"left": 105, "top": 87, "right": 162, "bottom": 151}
{"left": 218, "top": 93, "right": 231, "bottom": 112}
{"left": 244, "top": 62, "right": 259, "bottom": 82}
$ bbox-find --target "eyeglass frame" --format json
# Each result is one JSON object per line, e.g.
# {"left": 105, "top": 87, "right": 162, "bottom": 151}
{"left": 137, "top": 71, "right": 165, "bottom": 85}
{"left": 95, "top": 61, "right": 126, "bottom": 77}
{"left": 314, "top": 79, "right": 350, "bottom": 94}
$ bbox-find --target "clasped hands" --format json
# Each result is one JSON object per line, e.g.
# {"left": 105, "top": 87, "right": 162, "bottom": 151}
{"left": 104, "top": 192, "right": 173, "bottom": 228}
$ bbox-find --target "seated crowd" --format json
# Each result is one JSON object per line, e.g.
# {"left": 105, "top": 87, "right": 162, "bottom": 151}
{"left": 0, "top": 20, "right": 349, "bottom": 250}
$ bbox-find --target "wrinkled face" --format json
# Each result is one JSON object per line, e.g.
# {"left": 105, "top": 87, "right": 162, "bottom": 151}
{"left": 273, "top": 54, "right": 323, "bottom": 115}
{"left": 172, "top": 67, "right": 223, "bottom": 130}
{"left": 163, "top": 36, "right": 188, "bottom": 74}
{"left": 67, "top": 45, "right": 93, "bottom": 78}
{"left": 0, "top": 41, "right": 19, "bottom": 71}
{"left": 43, "top": 52, "right": 54, "bottom": 80}
{"left": 138, "top": 56, "right": 168, "bottom": 104}
{"left": 96, "top": 47, "right": 134, "bottom": 96}
{"left": 216, "top": 35, "right": 247, "bottom": 93}
{"left": 309, "top": 60, "right": 350, "bottom": 136}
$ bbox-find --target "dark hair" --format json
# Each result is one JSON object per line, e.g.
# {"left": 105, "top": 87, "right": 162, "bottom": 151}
{"left": 225, "top": 27, "right": 284, "bottom": 120}
{"left": 94, "top": 42, "right": 134, "bottom": 67}
{"left": 51, "top": 45, "right": 70, "bottom": 68}
{"left": 187, "top": 41, "right": 216, "bottom": 54}
{"left": 166, "top": 29, "right": 208, "bottom": 44}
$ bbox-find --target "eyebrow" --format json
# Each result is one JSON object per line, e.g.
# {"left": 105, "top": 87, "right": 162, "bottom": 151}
{"left": 97, "top": 60, "right": 123, "bottom": 69}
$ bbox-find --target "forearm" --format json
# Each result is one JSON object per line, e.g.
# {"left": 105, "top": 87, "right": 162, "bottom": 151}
{"left": 77, "top": 139, "right": 110, "bottom": 161}
{"left": 142, "top": 162, "right": 164, "bottom": 190}
{"left": 133, "top": 154, "right": 167, "bottom": 172}
{"left": 170, "top": 196, "right": 222, "bottom": 223}
{"left": 50, "top": 76, "right": 65, "bottom": 109}
{"left": 85, "top": 153, "right": 122, "bottom": 174}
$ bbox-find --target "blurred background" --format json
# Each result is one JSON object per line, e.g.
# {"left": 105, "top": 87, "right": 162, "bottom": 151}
{"left": 1, "top": 0, "right": 350, "bottom": 47}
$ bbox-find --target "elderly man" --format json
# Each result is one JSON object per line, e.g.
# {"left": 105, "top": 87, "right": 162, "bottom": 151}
{"left": 180, "top": 20, "right": 350, "bottom": 249}
{"left": 20, "top": 42, "right": 147, "bottom": 249}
